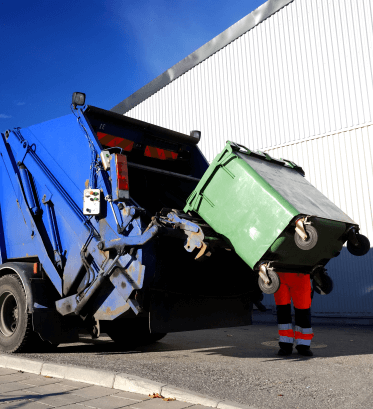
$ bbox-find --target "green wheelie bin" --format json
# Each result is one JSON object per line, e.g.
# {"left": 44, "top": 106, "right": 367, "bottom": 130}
{"left": 183, "top": 141, "right": 370, "bottom": 294}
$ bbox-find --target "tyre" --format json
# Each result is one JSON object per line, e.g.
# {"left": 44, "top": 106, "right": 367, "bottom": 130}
{"left": 0, "top": 275, "right": 35, "bottom": 353}
{"left": 258, "top": 270, "right": 280, "bottom": 295}
{"left": 106, "top": 319, "right": 167, "bottom": 347}
{"left": 294, "top": 224, "right": 318, "bottom": 250}
{"left": 347, "top": 234, "right": 370, "bottom": 257}
{"left": 313, "top": 273, "right": 333, "bottom": 295}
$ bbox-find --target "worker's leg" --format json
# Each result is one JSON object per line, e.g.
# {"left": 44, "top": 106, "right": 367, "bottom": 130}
{"left": 290, "top": 274, "right": 314, "bottom": 356}
{"left": 274, "top": 273, "right": 293, "bottom": 355}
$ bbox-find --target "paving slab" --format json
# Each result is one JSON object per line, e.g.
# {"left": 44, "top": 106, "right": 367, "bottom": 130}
{"left": 44, "top": 403, "right": 85, "bottom": 409}
{"left": 127, "top": 399, "right": 194, "bottom": 409}
{"left": 19, "top": 374, "right": 64, "bottom": 387}
{"left": 32, "top": 391, "right": 90, "bottom": 407}
{"left": 0, "top": 368, "right": 18, "bottom": 376}
{"left": 0, "top": 381, "right": 38, "bottom": 393}
{"left": 0, "top": 391, "right": 34, "bottom": 405}
{"left": 161, "top": 386, "right": 220, "bottom": 408}
{"left": 79, "top": 395, "right": 141, "bottom": 409}
{"left": 0, "top": 402, "right": 53, "bottom": 408}
{"left": 0, "top": 373, "right": 33, "bottom": 384}
{"left": 111, "top": 391, "right": 152, "bottom": 401}
{"left": 69, "top": 385, "right": 119, "bottom": 398}
{"left": 23, "top": 382, "right": 88, "bottom": 395}
{"left": 58, "top": 379, "right": 93, "bottom": 388}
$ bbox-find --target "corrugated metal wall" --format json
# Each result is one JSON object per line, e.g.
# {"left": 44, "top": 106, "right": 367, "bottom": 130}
{"left": 261, "top": 125, "right": 373, "bottom": 316}
{"left": 127, "top": 0, "right": 373, "bottom": 160}
{"left": 125, "top": 0, "right": 373, "bottom": 317}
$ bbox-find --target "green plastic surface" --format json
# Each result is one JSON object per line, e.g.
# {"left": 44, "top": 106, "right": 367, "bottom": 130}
{"left": 184, "top": 142, "right": 353, "bottom": 270}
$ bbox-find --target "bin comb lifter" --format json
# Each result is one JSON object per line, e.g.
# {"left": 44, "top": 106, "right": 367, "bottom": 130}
{"left": 0, "top": 93, "right": 259, "bottom": 353}
{"left": 183, "top": 141, "right": 370, "bottom": 295}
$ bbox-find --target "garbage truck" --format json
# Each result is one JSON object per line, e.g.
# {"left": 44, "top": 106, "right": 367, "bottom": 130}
{"left": 0, "top": 93, "right": 369, "bottom": 353}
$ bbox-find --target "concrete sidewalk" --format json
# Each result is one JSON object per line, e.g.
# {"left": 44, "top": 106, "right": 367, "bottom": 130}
{"left": 0, "top": 359, "right": 255, "bottom": 409}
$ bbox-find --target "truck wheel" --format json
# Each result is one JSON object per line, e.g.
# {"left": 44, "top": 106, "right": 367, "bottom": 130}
{"left": 294, "top": 225, "right": 318, "bottom": 250}
{"left": 0, "top": 275, "right": 34, "bottom": 353}
{"left": 347, "top": 234, "right": 370, "bottom": 256}
{"left": 258, "top": 270, "right": 280, "bottom": 294}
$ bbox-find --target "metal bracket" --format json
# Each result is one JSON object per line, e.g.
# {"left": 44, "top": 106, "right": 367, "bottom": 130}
{"left": 295, "top": 217, "right": 310, "bottom": 241}
{"left": 347, "top": 227, "right": 360, "bottom": 247}
{"left": 258, "top": 263, "right": 270, "bottom": 285}
{"left": 162, "top": 211, "right": 209, "bottom": 259}
{"left": 20, "top": 140, "right": 29, "bottom": 164}
{"left": 118, "top": 206, "right": 143, "bottom": 234}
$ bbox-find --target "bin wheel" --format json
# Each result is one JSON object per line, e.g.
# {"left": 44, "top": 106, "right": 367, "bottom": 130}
{"left": 258, "top": 270, "right": 280, "bottom": 295}
{"left": 294, "top": 224, "right": 318, "bottom": 250}
{"left": 347, "top": 234, "right": 370, "bottom": 257}
{"left": 313, "top": 274, "right": 333, "bottom": 295}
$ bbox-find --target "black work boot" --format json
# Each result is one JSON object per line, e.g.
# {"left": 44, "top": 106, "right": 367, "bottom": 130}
{"left": 277, "top": 342, "right": 293, "bottom": 356}
{"left": 296, "top": 345, "right": 313, "bottom": 357}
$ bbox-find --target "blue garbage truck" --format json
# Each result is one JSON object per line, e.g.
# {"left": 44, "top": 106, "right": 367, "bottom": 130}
{"left": 0, "top": 93, "right": 258, "bottom": 352}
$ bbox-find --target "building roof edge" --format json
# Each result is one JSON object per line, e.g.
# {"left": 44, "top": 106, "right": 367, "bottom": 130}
{"left": 111, "top": 0, "right": 294, "bottom": 114}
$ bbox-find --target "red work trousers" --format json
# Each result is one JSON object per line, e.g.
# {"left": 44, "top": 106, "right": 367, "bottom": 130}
{"left": 274, "top": 273, "right": 314, "bottom": 347}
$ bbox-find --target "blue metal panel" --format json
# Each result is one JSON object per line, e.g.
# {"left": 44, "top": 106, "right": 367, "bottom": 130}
{"left": 0, "top": 202, "right": 6, "bottom": 264}
{"left": 0, "top": 103, "right": 220, "bottom": 326}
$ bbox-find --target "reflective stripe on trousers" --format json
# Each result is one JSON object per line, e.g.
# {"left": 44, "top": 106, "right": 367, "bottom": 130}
{"left": 278, "top": 323, "right": 314, "bottom": 346}
{"left": 278, "top": 323, "right": 294, "bottom": 344}
{"left": 295, "top": 325, "right": 314, "bottom": 346}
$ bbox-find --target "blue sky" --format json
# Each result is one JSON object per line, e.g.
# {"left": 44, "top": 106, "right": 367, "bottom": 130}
{"left": 1, "top": 0, "right": 263, "bottom": 131}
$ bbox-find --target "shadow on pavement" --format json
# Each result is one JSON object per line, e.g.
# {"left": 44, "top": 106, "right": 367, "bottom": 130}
{"left": 17, "top": 318, "right": 373, "bottom": 361}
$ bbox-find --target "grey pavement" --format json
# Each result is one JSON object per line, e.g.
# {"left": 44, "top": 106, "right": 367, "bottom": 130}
{"left": 2, "top": 311, "right": 373, "bottom": 408}
{"left": 0, "top": 367, "right": 213, "bottom": 409}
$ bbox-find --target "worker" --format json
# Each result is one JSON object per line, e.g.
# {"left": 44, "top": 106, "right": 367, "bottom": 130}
{"left": 275, "top": 272, "right": 314, "bottom": 357}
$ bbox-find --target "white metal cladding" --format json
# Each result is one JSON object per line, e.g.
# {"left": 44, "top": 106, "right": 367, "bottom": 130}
{"left": 261, "top": 125, "right": 373, "bottom": 316}
{"left": 126, "top": 0, "right": 373, "bottom": 163}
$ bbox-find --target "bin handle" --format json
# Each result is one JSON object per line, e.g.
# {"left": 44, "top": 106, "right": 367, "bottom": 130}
{"left": 229, "top": 141, "right": 251, "bottom": 154}
{"left": 214, "top": 141, "right": 245, "bottom": 167}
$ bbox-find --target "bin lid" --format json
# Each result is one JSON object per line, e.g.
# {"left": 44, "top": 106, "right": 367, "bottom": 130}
{"left": 236, "top": 151, "right": 356, "bottom": 225}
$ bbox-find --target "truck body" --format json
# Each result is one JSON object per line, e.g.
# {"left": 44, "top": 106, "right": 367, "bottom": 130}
{"left": 0, "top": 98, "right": 256, "bottom": 352}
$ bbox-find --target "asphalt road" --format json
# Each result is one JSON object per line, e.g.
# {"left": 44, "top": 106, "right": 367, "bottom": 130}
{"left": 17, "top": 313, "right": 373, "bottom": 409}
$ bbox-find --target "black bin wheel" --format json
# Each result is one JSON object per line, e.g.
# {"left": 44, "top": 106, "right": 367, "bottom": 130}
{"left": 258, "top": 270, "right": 280, "bottom": 295}
{"left": 313, "top": 274, "right": 334, "bottom": 295}
{"left": 0, "top": 274, "right": 34, "bottom": 353}
{"left": 347, "top": 234, "right": 370, "bottom": 257}
{"left": 294, "top": 224, "right": 318, "bottom": 250}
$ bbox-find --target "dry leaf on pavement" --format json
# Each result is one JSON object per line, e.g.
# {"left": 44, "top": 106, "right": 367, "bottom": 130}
{"left": 149, "top": 393, "right": 164, "bottom": 399}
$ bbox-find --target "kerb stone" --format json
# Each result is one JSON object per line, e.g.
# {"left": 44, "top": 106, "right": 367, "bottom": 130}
{"left": 41, "top": 362, "right": 69, "bottom": 379}
{"left": 3, "top": 356, "right": 43, "bottom": 374}
{"left": 64, "top": 365, "right": 115, "bottom": 388}
{"left": 114, "top": 373, "right": 166, "bottom": 396}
